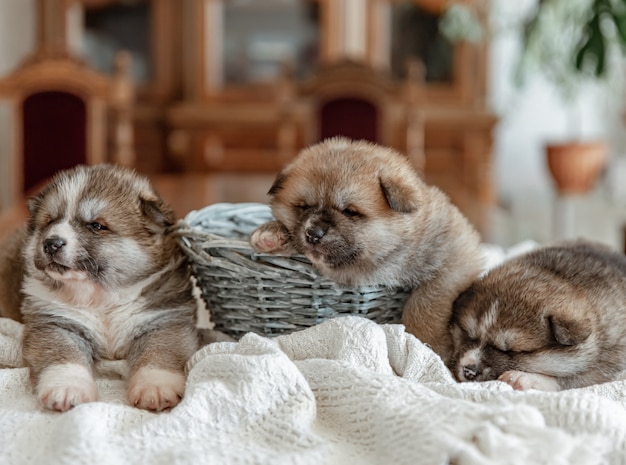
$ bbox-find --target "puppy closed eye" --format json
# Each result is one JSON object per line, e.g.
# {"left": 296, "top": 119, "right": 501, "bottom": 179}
{"left": 489, "top": 343, "right": 510, "bottom": 354}
{"left": 455, "top": 326, "right": 479, "bottom": 346}
{"left": 341, "top": 207, "right": 362, "bottom": 218}
{"left": 86, "top": 221, "right": 109, "bottom": 233}
{"left": 40, "top": 214, "right": 58, "bottom": 227}
{"left": 490, "top": 343, "right": 532, "bottom": 356}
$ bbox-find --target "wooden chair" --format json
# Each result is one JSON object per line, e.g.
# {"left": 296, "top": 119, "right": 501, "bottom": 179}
{"left": 277, "top": 60, "right": 426, "bottom": 173}
{"left": 0, "top": 50, "right": 134, "bottom": 205}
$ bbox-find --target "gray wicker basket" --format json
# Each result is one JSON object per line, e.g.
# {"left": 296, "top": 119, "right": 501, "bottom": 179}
{"left": 177, "top": 203, "right": 411, "bottom": 339}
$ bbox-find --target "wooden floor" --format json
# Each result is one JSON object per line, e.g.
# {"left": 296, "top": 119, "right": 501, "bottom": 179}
{"left": 0, "top": 172, "right": 278, "bottom": 239}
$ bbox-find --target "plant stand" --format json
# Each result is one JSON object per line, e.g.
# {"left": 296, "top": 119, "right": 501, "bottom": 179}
{"left": 546, "top": 141, "right": 608, "bottom": 240}
{"left": 553, "top": 194, "right": 577, "bottom": 240}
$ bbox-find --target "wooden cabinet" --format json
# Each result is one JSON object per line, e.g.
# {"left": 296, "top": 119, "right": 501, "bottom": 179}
{"left": 80, "top": 0, "right": 183, "bottom": 173}
{"left": 167, "top": 0, "right": 497, "bottom": 231}
{"left": 0, "top": 0, "right": 497, "bottom": 232}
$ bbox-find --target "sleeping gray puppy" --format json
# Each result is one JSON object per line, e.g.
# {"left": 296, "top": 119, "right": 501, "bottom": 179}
{"left": 450, "top": 240, "right": 626, "bottom": 391}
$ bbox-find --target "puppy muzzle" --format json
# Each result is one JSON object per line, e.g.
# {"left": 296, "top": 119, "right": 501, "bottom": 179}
{"left": 44, "top": 236, "right": 67, "bottom": 256}
{"left": 305, "top": 225, "right": 328, "bottom": 244}
{"left": 304, "top": 217, "right": 331, "bottom": 245}
{"left": 461, "top": 364, "right": 479, "bottom": 381}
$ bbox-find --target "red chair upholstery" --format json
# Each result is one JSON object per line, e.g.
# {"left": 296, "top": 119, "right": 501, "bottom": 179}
{"left": 22, "top": 91, "right": 87, "bottom": 193}
{"left": 319, "top": 97, "right": 378, "bottom": 143}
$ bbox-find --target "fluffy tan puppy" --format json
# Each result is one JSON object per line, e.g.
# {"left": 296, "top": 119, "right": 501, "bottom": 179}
{"left": 449, "top": 240, "right": 626, "bottom": 391}
{"left": 250, "top": 137, "right": 484, "bottom": 361}
{"left": 0, "top": 165, "right": 199, "bottom": 412}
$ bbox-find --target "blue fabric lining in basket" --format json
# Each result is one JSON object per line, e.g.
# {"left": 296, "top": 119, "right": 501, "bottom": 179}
{"left": 177, "top": 203, "right": 411, "bottom": 339}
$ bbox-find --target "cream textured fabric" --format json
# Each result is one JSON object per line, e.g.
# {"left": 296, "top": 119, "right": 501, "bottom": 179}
{"left": 0, "top": 240, "right": 621, "bottom": 464}
{"left": 0, "top": 314, "right": 619, "bottom": 465}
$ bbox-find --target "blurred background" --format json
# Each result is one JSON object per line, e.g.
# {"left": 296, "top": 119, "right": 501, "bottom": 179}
{"left": 1, "top": 0, "right": 625, "bottom": 250}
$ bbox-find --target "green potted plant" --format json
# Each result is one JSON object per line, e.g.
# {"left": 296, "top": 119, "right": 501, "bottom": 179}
{"left": 441, "top": 0, "right": 626, "bottom": 194}
{"left": 515, "top": 0, "right": 626, "bottom": 195}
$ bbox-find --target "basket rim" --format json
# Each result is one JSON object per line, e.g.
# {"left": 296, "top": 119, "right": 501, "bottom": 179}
{"left": 182, "top": 202, "right": 271, "bottom": 225}
{"left": 176, "top": 202, "right": 412, "bottom": 293}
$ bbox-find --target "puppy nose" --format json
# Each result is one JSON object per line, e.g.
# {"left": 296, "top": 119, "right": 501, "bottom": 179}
{"left": 305, "top": 226, "right": 327, "bottom": 244}
{"left": 44, "top": 236, "right": 66, "bottom": 255}
{"left": 462, "top": 364, "right": 479, "bottom": 381}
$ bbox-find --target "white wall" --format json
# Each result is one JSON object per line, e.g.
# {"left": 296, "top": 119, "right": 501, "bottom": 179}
{"left": 0, "top": 0, "right": 36, "bottom": 211}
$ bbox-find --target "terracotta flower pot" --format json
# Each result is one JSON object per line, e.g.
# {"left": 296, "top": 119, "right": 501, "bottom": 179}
{"left": 546, "top": 141, "right": 608, "bottom": 195}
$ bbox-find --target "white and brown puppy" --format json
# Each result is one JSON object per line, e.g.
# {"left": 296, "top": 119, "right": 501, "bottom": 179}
{"left": 0, "top": 165, "right": 199, "bottom": 412}
{"left": 449, "top": 240, "right": 626, "bottom": 391}
{"left": 250, "top": 137, "right": 484, "bottom": 361}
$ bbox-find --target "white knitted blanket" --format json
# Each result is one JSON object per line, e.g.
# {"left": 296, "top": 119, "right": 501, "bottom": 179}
{"left": 0, "top": 240, "right": 623, "bottom": 465}
{"left": 0, "top": 313, "right": 623, "bottom": 465}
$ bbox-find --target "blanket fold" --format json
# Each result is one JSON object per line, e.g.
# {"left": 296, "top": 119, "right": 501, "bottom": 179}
{"left": 0, "top": 315, "right": 617, "bottom": 465}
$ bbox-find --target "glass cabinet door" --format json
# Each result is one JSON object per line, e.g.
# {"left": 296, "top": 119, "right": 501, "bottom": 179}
{"left": 390, "top": 1, "right": 454, "bottom": 82}
{"left": 82, "top": 2, "right": 152, "bottom": 84}
{"left": 222, "top": 0, "right": 320, "bottom": 85}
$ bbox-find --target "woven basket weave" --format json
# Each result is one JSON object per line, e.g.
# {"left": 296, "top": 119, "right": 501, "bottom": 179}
{"left": 177, "top": 203, "right": 411, "bottom": 339}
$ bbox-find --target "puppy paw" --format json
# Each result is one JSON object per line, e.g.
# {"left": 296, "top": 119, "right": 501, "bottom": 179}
{"left": 250, "top": 221, "right": 294, "bottom": 254}
{"left": 499, "top": 370, "right": 561, "bottom": 391}
{"left": 128, "top": 367, "right": 186, "bottom": 412}
{"left": 37, "top": 363, "right": 98, "bottom": 412}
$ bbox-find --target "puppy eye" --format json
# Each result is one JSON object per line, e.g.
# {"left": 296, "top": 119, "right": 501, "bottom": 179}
{"left": 460, "top": 327, "right": 478, "bottom": 344}
{"left": 487, "top": 344, "right": 505, "bottom": 354}
{"left": 342, "top": 208, "right": 360, "bottom": 218}
{"left": 489, "top": 344, "right": 519, "bottom": 355}
{"left": 42, "top": 215, "right": 57, "bottom": 226}
{"left": 294, "top": 203, "right": 311, "bottom": 210}
{"left": 87, "top": 222, "right": 108, "bottom": 232}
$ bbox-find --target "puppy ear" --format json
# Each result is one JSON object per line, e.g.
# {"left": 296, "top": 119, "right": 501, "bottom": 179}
{"left": 268, "top": 172, "right": 287, "bottom": 196}
{"left": 141, "top": 197, "right": 174, "bottom": 229}
{"left": 26, "top": 180, "right": 55, "bottom": 216}
{"left": 379, "top": 175, "right": 419, "bottom": 213}
{"left": 549, "top": 315, "right": 591, "bottom": 346}
{"left": 25, "top": 195, "right": 43, "bottom": 233}
{"left": 451, "top": 284, "right": 476, "bottom": 322}
{"left": 26, "top": 195, "right": 41, "bottom": 217}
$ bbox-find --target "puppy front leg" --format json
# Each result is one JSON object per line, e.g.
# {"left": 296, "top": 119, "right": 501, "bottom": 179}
{"left": 127, "top": 326, "right": 199, "bottom": 411}
{"left": 23, "top": 325, "right": 97, "bottom": 412}
{"left": 499, "top": 370, "right": 561, "bottom": 391}
{"left": 250, "top": 220, "right": 297, "bottom": 255}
